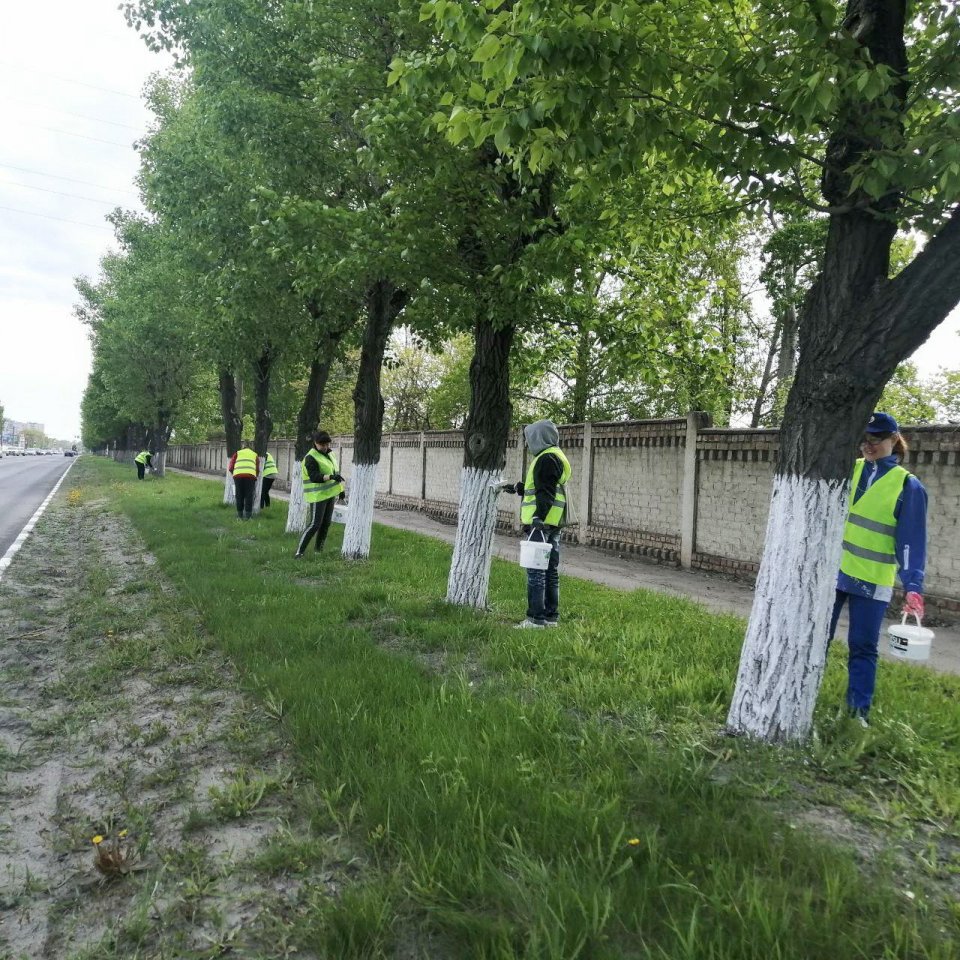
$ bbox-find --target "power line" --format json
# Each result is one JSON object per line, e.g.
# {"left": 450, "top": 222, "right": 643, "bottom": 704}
{"left": 0, "top": 179, "right": 131, "bottom": 207}
{"left": 2, "top": 95, "right": 143, "bottom": 131}
{"left": 0, "top": 203, "right": 113, "bottom": 231}
{"left": 0, "top": 161, "right": 139, "bottom": 196}
{"left": 21, "top": 122, "right": 134, "bottom": 149}
{"left": 0, "top": 60, "right": 141, "bottom": 100}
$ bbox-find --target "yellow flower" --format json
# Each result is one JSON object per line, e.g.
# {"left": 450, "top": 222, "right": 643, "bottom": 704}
{"left": 92, "top": 835, "right": 104, "bottom": 845}
{"left": 627, "top": 837, "right": 641, "bottom": 847}
{"left": 118, "top": 830, "right": 128, "bottom": 839}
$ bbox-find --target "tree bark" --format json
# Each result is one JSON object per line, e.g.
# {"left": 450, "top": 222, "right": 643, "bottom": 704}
{"left": 218, "top": 368, "right": 243, "bottom": 456}
{"left": 342, "top": 278, "right": 408, "bottom": 559}
{"left": 446, "top": 318, "right": 515, "bottom": 607}
{"left": 728, "top": 0, "right": 960, "bottom": 741}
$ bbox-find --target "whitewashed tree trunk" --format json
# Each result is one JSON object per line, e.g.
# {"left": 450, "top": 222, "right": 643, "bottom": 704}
{"left": 252, "top": 473, "right": 264, "bottom": 516}
{"left": 726, "top": 474, "right": 849, "bottom": 742}
{"left": 223, "top": 468, "right": 235, "bottom": 505}
{"left": 341, "top": 462, "right": 377, "bottom": 559}
{"left": 153, "top": 451, "right": 167, "bottom": 478}
{"left": 286, "top": 464, "right": 308, "bottom": 533}
{"left": 446, "top": 467, "right": 502, "bottom": 609}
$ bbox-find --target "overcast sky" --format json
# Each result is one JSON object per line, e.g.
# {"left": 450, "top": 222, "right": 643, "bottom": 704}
{"left": 0, "top": 1, "right": 170, "bottom": 442}
{"left": 1, "top": 3, "right": 958, "bottom": 443}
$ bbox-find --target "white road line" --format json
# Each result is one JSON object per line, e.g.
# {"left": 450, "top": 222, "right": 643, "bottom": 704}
{"left": 0, "top": 459, "right": 78, "bottom": 583}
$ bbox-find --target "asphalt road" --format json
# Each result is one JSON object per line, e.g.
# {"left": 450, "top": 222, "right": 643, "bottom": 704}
{"left": 0, "top": 455, "right": 75, "bottom": 559}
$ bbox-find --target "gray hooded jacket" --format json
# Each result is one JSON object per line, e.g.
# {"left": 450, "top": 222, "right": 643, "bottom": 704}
{"left": 519, "top": 420, "right": 565, "bottom": 525}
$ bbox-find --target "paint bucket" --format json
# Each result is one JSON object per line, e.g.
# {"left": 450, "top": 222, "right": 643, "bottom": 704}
{"left": 332, "top": 504, "right": 349, "bottom": 525}
{"left": 887, "top": 613, "right": 934, "bottom": 662}
{"left": 519, "top": 531, "right": 552, "bottom": 570}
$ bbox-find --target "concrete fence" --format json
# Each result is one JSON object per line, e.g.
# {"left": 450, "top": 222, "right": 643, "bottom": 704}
{"left": 164, "top": 416, "right": 960, "bottom": 611}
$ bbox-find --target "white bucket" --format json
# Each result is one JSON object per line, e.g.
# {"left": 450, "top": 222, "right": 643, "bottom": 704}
{"left": 887, "top": 613, "right": 934, "bottom": 662}
{"left": 519, "top": 533, "right": 552, "bottom": 570}
{"left": 332, "top": 503, "right": 349, "bottom": 525}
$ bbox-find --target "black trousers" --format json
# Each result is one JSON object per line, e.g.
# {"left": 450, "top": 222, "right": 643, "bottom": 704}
{"left": 136, "top": 461, "right": 145, "bottom": 479}
{"left": 297, "top": 498, "right": 335, "bottom": 553}
{"left": 234, "top": 476, "right": 256, "bottom": 518}
{"left": 260, "top": 477, "right": 275, "bottom": 508}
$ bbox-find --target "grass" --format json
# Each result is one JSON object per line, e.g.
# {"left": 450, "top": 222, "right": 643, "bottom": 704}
{"left": 67, "top": 457, "right": 960, "bottom": 958}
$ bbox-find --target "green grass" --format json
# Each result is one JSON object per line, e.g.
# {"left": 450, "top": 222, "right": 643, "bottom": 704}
{"left": 72, "top": 457, "right": 960, "bottom": 958}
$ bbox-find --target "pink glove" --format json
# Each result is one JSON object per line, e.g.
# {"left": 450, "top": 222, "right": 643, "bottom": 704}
{"left": 904, "top": 592, "right": 925, "bottom": 619}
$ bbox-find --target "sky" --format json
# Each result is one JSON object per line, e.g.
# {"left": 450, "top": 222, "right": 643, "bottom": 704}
{"left": 0, "top": 3, "right": 958, "bottom": 443}
{"left": 0, "top": 1, "right": 170, "bottom": 442}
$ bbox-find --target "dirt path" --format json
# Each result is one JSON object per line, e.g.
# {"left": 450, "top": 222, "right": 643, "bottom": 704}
{"left": 0, "top": 486, "right": 356, "bottom": 958}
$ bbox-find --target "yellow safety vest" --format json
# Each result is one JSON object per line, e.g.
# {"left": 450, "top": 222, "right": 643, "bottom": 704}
{"left": 840, "top": 459, "right": 909, "bottom": 587}
{"left": 302, "top": 449, "right": 343, "bottom": 503}
{"left": 232, "top": 448, "right": 258, "bottom": 477}
{"left": 262, "top": 453, "right": 278, "bottom": 478}
{"left": 520, "top": 446, "right": 571, "bottom": 527}
{"left": 134, "top": 450, "right": 150, "bottom": 464}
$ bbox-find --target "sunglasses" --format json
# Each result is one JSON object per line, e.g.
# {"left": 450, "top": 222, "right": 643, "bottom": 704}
{"left": 862, "top": 432, "right": 893, "bottom": 445}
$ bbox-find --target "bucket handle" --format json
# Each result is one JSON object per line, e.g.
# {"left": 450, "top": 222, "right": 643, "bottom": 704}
{"left": 525, "top": 527, "right": 549, "bottom": 543}
{"left": 900, "top": 612, "right": 924, "bottom": 628}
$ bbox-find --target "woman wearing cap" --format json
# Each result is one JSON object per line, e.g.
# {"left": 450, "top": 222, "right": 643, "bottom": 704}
{"left": 829, "top": 412, "right": 927, "bottom": 725}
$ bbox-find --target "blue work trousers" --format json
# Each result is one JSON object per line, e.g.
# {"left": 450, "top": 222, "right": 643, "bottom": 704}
{"left": 525, "top": 528, "right": 561, "bottom": 624}
{"left": 829, "top": 590, "right": 889, "bottom": 712}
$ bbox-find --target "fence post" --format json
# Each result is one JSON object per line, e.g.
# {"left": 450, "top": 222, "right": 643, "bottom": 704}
{"left": 388, "top": 437, "right": 395, "bottom": 496}
{"left": 579, "top": 421, "right": 593, "bottom": 545}
{"left": 420, "top": 431, "right": 427, "bottom": 504}
{"left": 680, "top": 411, "right": 708, "bottom": 569}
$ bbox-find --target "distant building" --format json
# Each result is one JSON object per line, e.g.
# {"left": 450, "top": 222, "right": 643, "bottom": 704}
{"left": 1, "top": 419, "right": 44, "bottom": 445}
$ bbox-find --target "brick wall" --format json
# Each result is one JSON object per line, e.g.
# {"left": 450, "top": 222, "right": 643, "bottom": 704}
{"left": 165, "top": 420, "right": 960, "bottom": 608}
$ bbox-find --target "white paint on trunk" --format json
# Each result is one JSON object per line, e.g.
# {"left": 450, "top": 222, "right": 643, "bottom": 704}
{"left": 286, "top": 464, "right": 308, "bottom": 533}
{"left": 223, "top": 468, "right": 235, "bottom": 505}
{"left": 341, "top": 462, "right": 377, "bottom": 559}
{"left": 252, "top": 472, "right": 264, "bottom": 515}
{"left": 726, "top": 472, "right": 849, "bottom": 743}
{"left": 153, "top": 452, "right": 167, "bottom": 478}
{"left": 446, "top": 467, "right": 501, "bottom": 609}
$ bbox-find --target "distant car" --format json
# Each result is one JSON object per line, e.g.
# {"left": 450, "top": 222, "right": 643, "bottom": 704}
{"left": 64, "top": 450, "right": 77, "bottom": 457}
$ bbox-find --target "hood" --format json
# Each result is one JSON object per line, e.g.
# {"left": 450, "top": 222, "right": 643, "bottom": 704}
{"left": 524, "top": 419, "right": 559, "bottom": 455}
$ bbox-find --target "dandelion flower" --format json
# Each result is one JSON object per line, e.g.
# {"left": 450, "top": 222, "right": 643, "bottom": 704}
{"left": 92, "top": 835, "right": 104, "bottom": 845}
{"left": 119, "top": 830, "right": 128, "bottom": 839}
{"left": 627, "top": 837, "right": 641, "bottom": 847}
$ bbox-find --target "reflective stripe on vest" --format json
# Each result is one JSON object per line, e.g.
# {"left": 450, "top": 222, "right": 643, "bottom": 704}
{"left": 839, "top": 459, "right": 908, "bottom": 588}
{"left": 262, "top": 454, "right": 278, "bottom": 478}
{"left": 302, "top": 449, "right": 343, "bottom": 502}
{"left": 134, "top": 451, "right": 149, "bottom": 464}
{"left": 233, "top": 448, "right": 258, "bottom": 477}
{"left": 520, "top": 446, "right": 572, "bottom": 527}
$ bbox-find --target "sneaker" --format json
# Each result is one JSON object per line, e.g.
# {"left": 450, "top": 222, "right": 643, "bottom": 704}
{"left": 293, "top": 552, "right": 304, "bottom": 559}
{"left": 514, "top": 619, "right": 545, "bottom": 629}
{"left": 543, "top": 620, "right": 559, "bottom": 628}
{"left": 857, "top": 715, "right": 870, "bottom": 729}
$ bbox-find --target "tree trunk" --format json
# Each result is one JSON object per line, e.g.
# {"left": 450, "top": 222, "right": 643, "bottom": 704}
{"left": 288, "top": 315, "right": 346, "bottom": 534}
{"left": 728, "top": 0, "right": 960, "bottom": 742}
{"left": 219, "top": 368, "right": 242, "bottom": 506}
{"left": 446, "top": 318, "right": 515, "bottom": 607}
{"left": 342, "top": 279, "right": 407, "bottom": 559}
{"left": 569, "top": 321, "right": 593, "bottom": 424}
{"left": 251, "top": 348, "right": 274, "bottom": 517}
{"left": 750, "top": 315, "right": 782, "bottom": 428}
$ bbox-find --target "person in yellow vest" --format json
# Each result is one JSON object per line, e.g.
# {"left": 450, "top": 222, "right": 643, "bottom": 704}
{"left": 295, "top": 431, "right": 345, "bottom": 557}
{"left": 260, "top": 451, "right": 279, "bottom": 508}
{"left": 829, "top": 412, "right": 927, "bottom": 726}
{"left": 134, "top": 449, "right": 152, "bottom": 480}
{"left": 228, "top": 441, "right": 260, "bottom": 521}
{"left": 506, "top": 419, "right": 571, "bottom": 628}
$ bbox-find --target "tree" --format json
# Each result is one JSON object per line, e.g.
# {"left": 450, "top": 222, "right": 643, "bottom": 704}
{"left": 77, "top": 216, "right": 209, "bottom": 475}
{"left": 412, "top": 0, "right": 960, "bottom": 740}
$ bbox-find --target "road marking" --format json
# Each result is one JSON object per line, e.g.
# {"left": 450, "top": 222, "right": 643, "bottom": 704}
{"left": 0, "top": 459, "right": 78, "bottom": 582}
